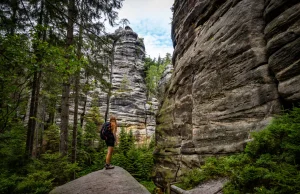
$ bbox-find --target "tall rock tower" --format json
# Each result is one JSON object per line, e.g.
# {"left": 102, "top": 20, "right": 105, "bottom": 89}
{"left": 108, "top": 26, "right": 157, "bottom": 143}
{"left": 66, "top": 26, "right": 157, "bottom": 144}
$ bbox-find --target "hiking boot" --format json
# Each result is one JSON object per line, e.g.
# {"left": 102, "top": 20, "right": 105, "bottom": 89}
{"left": 105, "top": 164, "right": 114, "bottom": 170}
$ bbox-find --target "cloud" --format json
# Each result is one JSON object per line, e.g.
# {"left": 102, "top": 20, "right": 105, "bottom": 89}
{"left": 107, "top": 0, "right": 174, "bottom": 59}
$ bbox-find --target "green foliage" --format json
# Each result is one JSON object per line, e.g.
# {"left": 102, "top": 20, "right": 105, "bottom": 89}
{"left": 0, "top": 122, "right": 26, "bottom": 194}
{"left": 0, "top": 122, "right": 26, "bottom": 172}
{"left": 29, "top": 153, "right": 79, "bottom": 185}
{"left": 176, "top": 168, "right": 206, "bottom": 190}
{"left": 118, "top": 75, "right": 132, "bottom": 93}
{"left": 0, "top": 173, "right": 20, "bottom": 194}
{"left": 140, "top": 181, "right": 156, "bottom": 193}
{"left": 0, "top": 0, "right": 128, "bottom": 193}
{"left": 0, "top": 35, "right": 31, "bottom": 131}
{"left": 0, "top": 32, "right": 85, "bottom": 132}
{"left": 144, "top": 53, "right": 172, "bottom": 96}
{"left": 130, "top": 146, "right": 154, "bottom": 181}
{"left": 15, "top": 171, "right": 53, "bottom": 194}
{"left": 43, "top": 125, "right": 60, "bottom": 153}
{"left": 76, "top": 107, "right": 106, "bottom": 176}
{"left": 178, "top": 107, "right": 300, "bottom": 193}
{"left": 112, "top": 129, "right": 155, "bottom": 186}
{"left": 83, "top": 107, "right": 103, "bottom": 148}
{"left": 85, "top": 106, "right": 104, "bottom": 126}
{"left": 118, "top": 127, "right": 134, "bottom": 156}
{"left": 0, "top": 122, "right": 78, "bottom": 194}
{"left": 76, "top": 148, "right": 106, "bottom": 177}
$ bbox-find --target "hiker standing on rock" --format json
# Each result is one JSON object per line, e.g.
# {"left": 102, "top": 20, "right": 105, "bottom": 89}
{"left": 101, "top": 116, "right": 118, "bottom": 169}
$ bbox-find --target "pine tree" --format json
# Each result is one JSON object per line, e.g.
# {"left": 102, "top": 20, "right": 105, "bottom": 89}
{"left": 59, "top": 0, "right": 76, "bottom": 157}
{"left": 119, "top": 18, "right": 130, "bottom": 28}
{"left": 0, "top": 0, "right": 28, "bottom": 35}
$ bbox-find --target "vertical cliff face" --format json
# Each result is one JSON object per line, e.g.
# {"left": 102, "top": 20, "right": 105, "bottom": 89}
{"left": 158, "top": 64, "right": 174, "bottom": 104}
{"left": 154, "top": 0, "right": 300, "bottom": 187}
{"left": 265, "top": 0, "right": 300, "bottom": 102}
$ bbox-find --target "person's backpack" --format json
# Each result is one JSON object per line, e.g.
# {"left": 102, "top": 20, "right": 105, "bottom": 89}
{"left": 100, "top": 122, "right": 111, "bottom": 140}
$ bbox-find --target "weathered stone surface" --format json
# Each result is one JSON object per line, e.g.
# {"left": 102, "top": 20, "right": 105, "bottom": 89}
{"left": 171, "top": 178, "right": 227, "bottom": 194}
{"left": 109, "top": 27, "right": 157, "bottom": 143}
{"left": 154, "top": 0, "right": 300, "bottom": 187}
{"left": 265, "top": 1, "right": 300, "bottom": 102}
{"left": 65, "top": 27, "right": 157, "bottom": 144}
{"left": 145, "top": 96, "right": 159, "bottom": 138}
{"left": 158, "top": 64, "right": 174, "bottom": 104}
{"left": 49, "top": 166, "right": 150, "bottom": 194}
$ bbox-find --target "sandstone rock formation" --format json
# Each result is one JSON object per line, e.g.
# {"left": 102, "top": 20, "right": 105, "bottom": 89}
{"left": 108, "top": 26, "right": 157, "bottom": 143}
{"left": 154, "top": 0, "right": 300, "bottom": 187}
{"left": 265, "top": 0, "right": 300, "bottom": 102}
{"left": 49, "top": 166, "right": 150, "bottom": 194}
{"left": 158, "top": 64, "right": 174, "bottom": 104}
{"left": 171, "top": 178, "right": 227, "bottom": 194}
{"left": 62, "top": 27, "right": 157, "bottom": 144}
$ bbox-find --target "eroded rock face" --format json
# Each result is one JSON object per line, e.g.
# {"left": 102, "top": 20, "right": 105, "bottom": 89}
{"left": 265, "top": 0, "right": 300, "bottom": 102}
{"left": 109, "top": 27, "right": 157, "bottom": 143}
{"left": 154, "top": 0, "right": 300, "bottom": 187}
{"left": 158, "top": 64, "right": 174, "bottom": 104}
{"left": 65, "top": 27, "right": 157, "bottom": 144}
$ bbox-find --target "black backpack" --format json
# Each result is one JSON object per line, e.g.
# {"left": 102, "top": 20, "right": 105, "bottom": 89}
{"left": 100, "top": 122, "right": 111, "bottom": 140}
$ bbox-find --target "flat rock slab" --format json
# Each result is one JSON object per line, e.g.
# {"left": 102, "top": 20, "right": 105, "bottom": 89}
{"left": 50, "top": 166, "right": 150, "bottom": 194}
{"left": 186, "top": 179, "right": 227, "bottom": 194}
{"left": 171, "top": 178, "right": 227, "bottom": 194}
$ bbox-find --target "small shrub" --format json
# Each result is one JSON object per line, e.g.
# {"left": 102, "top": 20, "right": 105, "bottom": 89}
{"left": 15, "top": 171, "right": 53, "bottom": 194}
{"left": 140, "top": 181, "right": 156, "bottom": 193}
{"left": 0, "top": 173, "right": 21, "bottom": 194}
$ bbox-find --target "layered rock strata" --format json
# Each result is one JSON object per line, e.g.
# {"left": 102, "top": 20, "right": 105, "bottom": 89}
{"left": 265, "top": 0, "right": 300, "bottom": 102}
{"left": 154, "top": 0, "right": 300, "bottom": 187}
{"left": 158, "top": 64, "right": 174, "bottom": 104}
{"left": 109, "top": 27, "right": 157, "bottom": 142}
{"left": 65, "top": 27, "right": 157, "bottom": 144}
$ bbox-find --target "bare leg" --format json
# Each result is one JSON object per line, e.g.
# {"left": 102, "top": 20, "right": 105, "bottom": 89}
{"left": 106, "top": 146, "right": 114, "bottom": 164}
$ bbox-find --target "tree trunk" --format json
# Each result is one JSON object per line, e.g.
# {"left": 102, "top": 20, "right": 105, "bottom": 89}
{"left": 72, "top": 75, "right": 79, "bottom": 162}
{"left": 26, "top": 70, "right": 40, "bottom": 157}
{"left": 60, "top": 0, "right": 75, "bottom": 156}
{"left": 48, "top": 99, "right": 55, "bottom": 127}
{"left": 72, "top": 20, "right": 83, "bottom": 167}
{"left": 25, "top": 0, "right": 45, "bottom": 158}
{"left": 10, "top": 0, "right": 18, "bottom": 35}
{"left": 80, "top": 77, "right": 88, "bottom": 128}
{"left": 105, "top": 41, "right": 117, "bottom": 122}
{"left": 39, "top": 98, "right": 46, "bottom": 156}
{"left": 60, "top": 81, "right": 70, "bottom": 156}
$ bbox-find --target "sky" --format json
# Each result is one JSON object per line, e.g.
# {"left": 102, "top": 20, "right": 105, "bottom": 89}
{"left": 107, "top": 0, "right": 174, "bottom": 59}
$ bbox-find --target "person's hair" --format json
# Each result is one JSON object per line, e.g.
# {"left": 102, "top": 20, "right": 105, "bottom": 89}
{"left": 110, "top": 116, "right": 117, "bottom": 133}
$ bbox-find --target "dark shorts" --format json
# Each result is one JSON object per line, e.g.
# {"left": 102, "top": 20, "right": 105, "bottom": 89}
{"left": 105, "top": 137, "right": 115, "bottom": 147}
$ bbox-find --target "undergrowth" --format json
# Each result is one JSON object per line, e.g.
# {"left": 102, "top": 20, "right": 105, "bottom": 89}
{"left": 177, "top": 107, "right": 300, "bottom": 194}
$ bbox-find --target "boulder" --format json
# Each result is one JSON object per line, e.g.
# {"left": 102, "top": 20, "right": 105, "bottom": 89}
{"left": 50, "top": 166, "right": 150, "bottom": 194}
